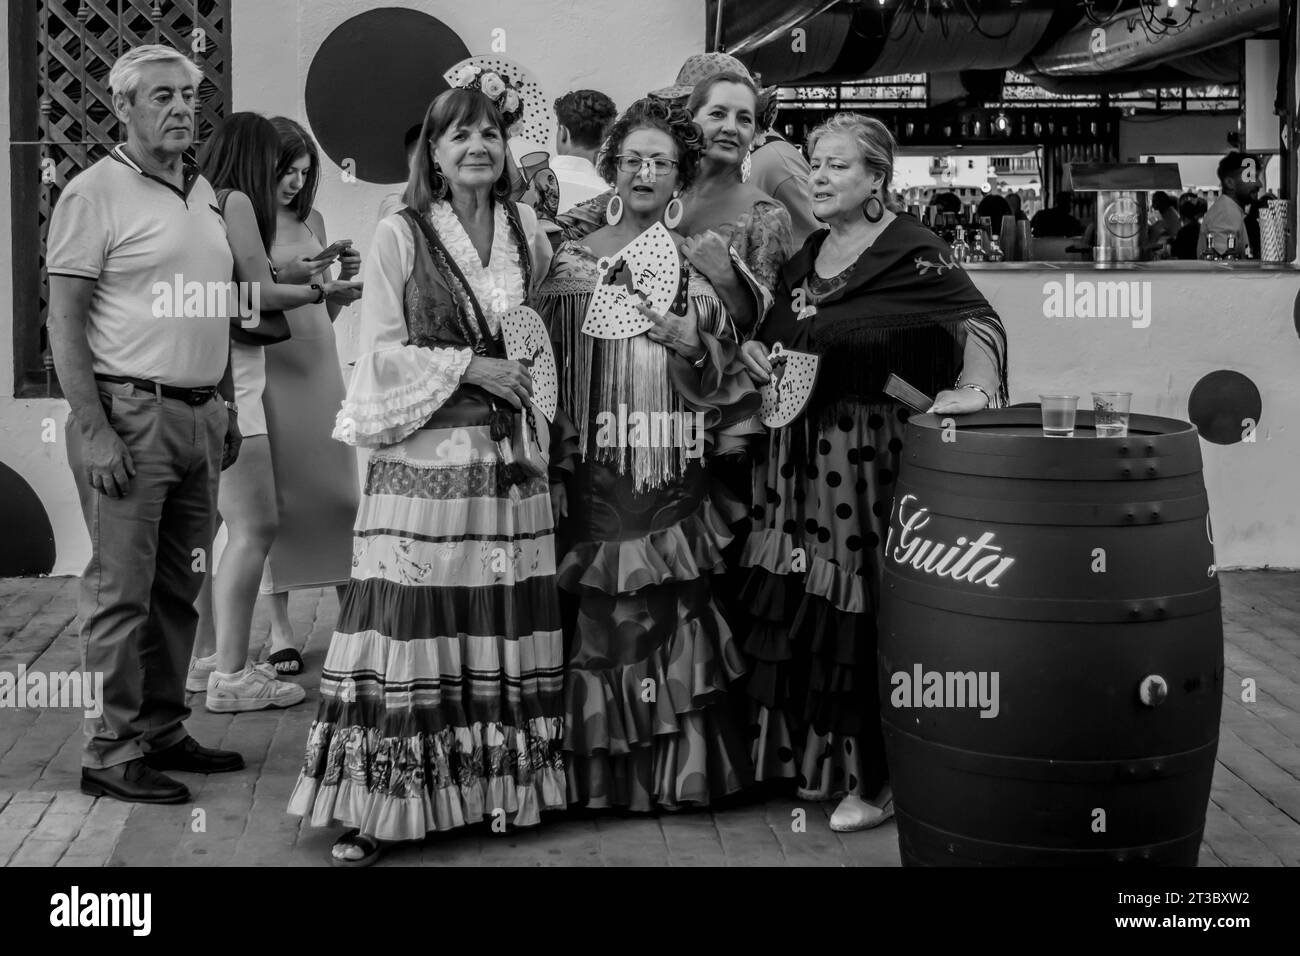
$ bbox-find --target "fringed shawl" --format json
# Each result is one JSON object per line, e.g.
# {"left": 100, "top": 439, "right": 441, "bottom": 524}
{"left": 535, "top": 241, "right": 740, "bottom": 493}
{"left": 759, "top": 214, "right": 1009, "bottom": 426}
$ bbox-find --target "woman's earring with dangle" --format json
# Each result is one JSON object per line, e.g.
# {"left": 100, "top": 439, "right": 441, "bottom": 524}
{"left": 606, "top": 193, "right": 623, "bottom": 225}
{"left": 863, "top": 187, "right": 884, "bottom": 223}
{"left": 741, "top": 150, "right": 752, "bottom": 183}
{"left": 433, "top": 164, "right": 449, "bottom": 201}
{"left": 663, "top": 191, "right": 684, "bottom": 229}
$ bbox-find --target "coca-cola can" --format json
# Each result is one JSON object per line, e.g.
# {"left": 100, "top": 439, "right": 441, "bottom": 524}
{"left": 1093, "top": 189, "right": 1146, "bottom": 263}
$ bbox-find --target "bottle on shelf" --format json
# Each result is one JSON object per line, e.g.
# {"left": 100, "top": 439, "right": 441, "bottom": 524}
{"left": 1223, "top": 233, "right": 1239, "bottom": 261}
{"left": 967, "top": 228, "right": 987, "bottom": 263}
{"left": 951, "top": 228, "right": 971, "bottom": 263}
{"left": 986, "top": 234, "right": 1005, "bottom": 262}
{"left": 1200, "top": 239, "right": 1220, "bottom": 261}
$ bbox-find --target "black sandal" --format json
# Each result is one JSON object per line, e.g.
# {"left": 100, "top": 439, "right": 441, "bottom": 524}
{"left": 330, "top": 829, "right": 384, "bottom": 867}
{"left": 266, "top": 648, "right": 304, "bottom": 676}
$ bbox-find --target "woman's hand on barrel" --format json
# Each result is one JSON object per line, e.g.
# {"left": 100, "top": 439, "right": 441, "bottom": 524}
{"left": 462, "top": 356, "right": 532, "bottom": 409}
{"left": 928, "top": 386, "right": 988, "bottom": 415}
{"left": 739, "top": 340, "right": 772, "bottom": 384}
{"left": 637, "top": 297, "right": 704, "bottom": 362}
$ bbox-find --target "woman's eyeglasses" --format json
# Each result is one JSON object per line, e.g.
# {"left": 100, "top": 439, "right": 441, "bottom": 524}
{"left": 614, "top": 155, "right": 679, "bottom": 175}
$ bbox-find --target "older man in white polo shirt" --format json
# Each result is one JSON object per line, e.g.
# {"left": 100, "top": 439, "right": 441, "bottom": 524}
{"left": 47, "top": 44, "right": 245, "bottom": 804}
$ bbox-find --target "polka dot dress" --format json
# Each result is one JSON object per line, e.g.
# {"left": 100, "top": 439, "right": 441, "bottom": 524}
{"left": 741, "top": 400, "right": 907, "bottom": 801}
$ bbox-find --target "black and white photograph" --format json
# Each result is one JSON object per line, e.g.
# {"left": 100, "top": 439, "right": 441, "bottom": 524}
{"left": 0, "top": 0, "right": 1296, "bottom": 933}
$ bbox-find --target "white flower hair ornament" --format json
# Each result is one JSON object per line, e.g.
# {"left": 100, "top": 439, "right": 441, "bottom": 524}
{"left": 452, "top": 67, "right": 526, "bottom": 129}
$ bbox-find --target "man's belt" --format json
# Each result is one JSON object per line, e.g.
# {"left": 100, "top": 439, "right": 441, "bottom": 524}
{"left": 94, "top": 374, "right": 219, "bottom": 406}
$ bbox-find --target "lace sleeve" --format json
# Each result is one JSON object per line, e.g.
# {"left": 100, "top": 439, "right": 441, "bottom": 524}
{"left": 332, "top": 217, "right": 473, "bottom": 446}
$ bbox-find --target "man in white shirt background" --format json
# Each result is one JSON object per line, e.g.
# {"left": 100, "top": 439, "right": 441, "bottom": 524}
{"left": 1197, "top": 151, "right": 1261, "bottom": 258}
{"left": 551, "top": 89, "right": 617, "bottom": 214}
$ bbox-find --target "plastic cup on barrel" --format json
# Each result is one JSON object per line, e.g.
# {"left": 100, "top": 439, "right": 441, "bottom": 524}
{"left": 1039, "top": 394, "right": 1078, "bottom": 437}
{"left": 1092, "top": 391, "right": 1132, "bottom": 438}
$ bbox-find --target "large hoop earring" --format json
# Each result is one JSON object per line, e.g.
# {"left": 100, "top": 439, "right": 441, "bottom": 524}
{"left": 863, "top": 190, "right": 884, "bottom": 223}
{"left": 432, "top": 166, "right": 449, "bottom": 202}
{"left": 663, "top": 194, "right": 684, "bottom": 229}
{"left": 606, "top": 193, "right": 623, "bottom": 226}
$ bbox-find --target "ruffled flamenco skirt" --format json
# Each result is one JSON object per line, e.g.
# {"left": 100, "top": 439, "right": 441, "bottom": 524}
{"left": 286, "top": 425, "right": 568, "bottom": 841}
{"left": 739, "top": 402, "right": 909, "bottom": 801}
{"left": 560, "top": 458, "right": 755, "bottom": 811}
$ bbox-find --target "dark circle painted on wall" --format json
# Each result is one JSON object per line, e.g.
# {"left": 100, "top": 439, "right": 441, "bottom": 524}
{"left": 1187, "top": 370, "right": 1262, "bottom": 445}
{"left": 1294, "top": 287, "right": 1300, "bottom": 340}
{"left": 304, "top": 9, "right": 470, "bottom": 185}
{"left": 0, "top": 462, "right": 56, "bottom": 576}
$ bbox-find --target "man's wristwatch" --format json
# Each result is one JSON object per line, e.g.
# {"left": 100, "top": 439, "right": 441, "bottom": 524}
{"left": 224, "top": 400, "right": 238, "bottom": 414}
{"left": 310, "top": 282, "right": 326, "bottom": 304}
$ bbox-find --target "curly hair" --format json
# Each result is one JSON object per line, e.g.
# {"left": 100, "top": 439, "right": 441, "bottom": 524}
{"left": 554, "top": 89, "right": 617, "bottom": 151}
{"left": 597, "top": 97, "right": 705, "bottom": 192}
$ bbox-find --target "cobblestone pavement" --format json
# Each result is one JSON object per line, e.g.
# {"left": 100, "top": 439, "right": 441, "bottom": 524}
{"left": 1, "top": 572, "right": 1297, "bottom": 866}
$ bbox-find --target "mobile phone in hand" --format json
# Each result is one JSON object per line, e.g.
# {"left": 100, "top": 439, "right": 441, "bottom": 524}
{"left": 307, "top": 239, "right": 352, "bottom": 262}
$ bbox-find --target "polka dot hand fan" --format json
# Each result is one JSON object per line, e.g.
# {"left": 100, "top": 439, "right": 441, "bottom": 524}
{"left": 442, "top": 55, "right": 555, "bottom": 155}
{"left": 760, "top": 343, "right": 821, "bottom": 428}
{"left": 499, "top": 306, "right": 557, "bottom": 423}
{"left": 581, "top": 222, "right": 682, "bottom": 340}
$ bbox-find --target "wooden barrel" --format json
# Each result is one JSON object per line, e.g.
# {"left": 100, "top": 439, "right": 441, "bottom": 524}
{"left": 878, "top": 408, "right": 1222, "bottom": 866}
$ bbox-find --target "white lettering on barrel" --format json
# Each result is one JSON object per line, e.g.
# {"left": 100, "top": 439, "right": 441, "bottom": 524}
{"left": 887, "top": 495, "right": 1015, "bottom": 589}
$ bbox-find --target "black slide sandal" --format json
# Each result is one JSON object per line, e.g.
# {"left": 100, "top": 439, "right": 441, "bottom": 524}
{"left": 266, "top": 648, "right": 304, "bottom": 676}
{"left": 331, "top": 829, "right": 384, "bottom": 867}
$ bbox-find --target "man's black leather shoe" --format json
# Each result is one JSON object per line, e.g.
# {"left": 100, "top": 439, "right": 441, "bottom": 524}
{"left": 81, "top": 760, "right": 190, "bottom": 804}
{"left": 144, "top": 736, "right": 245, "bottom": 774}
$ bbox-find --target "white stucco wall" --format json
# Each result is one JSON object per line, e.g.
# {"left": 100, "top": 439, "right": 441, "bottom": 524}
{"left": 972, "top": 268, "right": 1300, "bottom": 570}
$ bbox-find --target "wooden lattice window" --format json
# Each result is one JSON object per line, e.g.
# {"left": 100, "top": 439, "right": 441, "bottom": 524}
{"left": 8, "top": 0, "right": 232, "bottom": 398}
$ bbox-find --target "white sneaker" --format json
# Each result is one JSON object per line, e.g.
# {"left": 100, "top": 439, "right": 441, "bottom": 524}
{"left": 186, "top": 654, "right": 218, "bottom": 693}
{"left": 206, "top": 663, "right": 306, "bottom": 713}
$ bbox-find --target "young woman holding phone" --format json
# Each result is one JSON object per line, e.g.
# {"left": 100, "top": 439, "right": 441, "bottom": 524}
{"left": 189, "top": 113, "right": 361, "bottom": 711}
{"left": 256, "top": 116, "right": 364, "bottom": 677}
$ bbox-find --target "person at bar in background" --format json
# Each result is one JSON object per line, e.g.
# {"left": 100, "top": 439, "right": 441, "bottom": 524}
{"left": 737, "top": 113, "right": 1008, "bottom": 832}
{"left": 190, "top": 113, "right": 361, "bottom": 713}
{"left": 751, "top": 87, "right": 820, "bottom": 247}
{"left": 929, "top": 190, "right": 961, "bottom": 216}
{"left": 1146, "top": 191, "right": 1181, "bottom": 257}
{"left": 1198, "top": 152, "right": 1260, "bottom": 259}
{"left": 287, "top": 84, "right": 563, "bottom": 867}
{"left": 256, "top": 116, "right": 363, "bottom": 677}
{"left": 1030, "top": 191, "right": 1084, "bottom": 238}
{"left": 47, "top": 44, "right": 245, "bottom": 805}
{"left": 1173, "top": 196, "right": 1202, "bottom": 260}
{"left": 552, "top": 89, "right": 618, "bottom": 214}
{"left": 534, "top": 96, "right": 761, "bottom": 811}
{"left": 975, "top": 193, "right": 1012, "bottom": 236}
